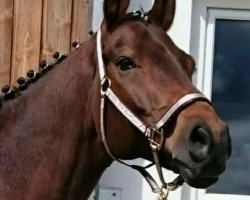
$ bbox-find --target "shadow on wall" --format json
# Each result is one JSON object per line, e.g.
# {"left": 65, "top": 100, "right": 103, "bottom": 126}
{"left": 98, "top": 159, "right": 145, "bottom": 200}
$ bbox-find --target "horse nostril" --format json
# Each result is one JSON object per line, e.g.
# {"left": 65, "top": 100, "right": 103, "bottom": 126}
{"left": 189, "top": 126, "right": 211, "bottom": 162}
{"left": 225, "top": 126, "right": 232, "bottom": 158}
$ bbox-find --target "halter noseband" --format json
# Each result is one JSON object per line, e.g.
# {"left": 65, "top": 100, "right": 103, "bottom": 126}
{"left": 97, "top": 29, "right": 210, "bottom": 199}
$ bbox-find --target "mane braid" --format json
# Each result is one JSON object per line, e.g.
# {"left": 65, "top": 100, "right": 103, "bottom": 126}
{"left": 0, "top": 42, "right": 81, "bottom": 110}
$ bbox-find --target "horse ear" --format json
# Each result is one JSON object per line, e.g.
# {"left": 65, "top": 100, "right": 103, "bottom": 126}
{"left": 103, "top": 0, "right": 130, "bottom": 29}
{"left": 148, "top": 0, "right": 176, "bottom": 31}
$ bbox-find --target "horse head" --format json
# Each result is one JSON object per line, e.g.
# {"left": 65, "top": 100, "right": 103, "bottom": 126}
{"left": 94, "top": 0, "right": 231, "bottom": 190}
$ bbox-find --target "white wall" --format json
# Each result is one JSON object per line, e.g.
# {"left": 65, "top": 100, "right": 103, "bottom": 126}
{"left": 169, "top": 0, "right": 193, "bottom": 53}
{"left": 92, "top": 0, "right": 153, "bottom": 31}
{"left": 91, "top": 0, "right": 194, "bottom": 199}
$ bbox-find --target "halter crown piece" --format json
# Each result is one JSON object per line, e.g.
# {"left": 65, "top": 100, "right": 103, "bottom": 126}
{"left": 97, "top": 14, "right": 210, "bottom": 200}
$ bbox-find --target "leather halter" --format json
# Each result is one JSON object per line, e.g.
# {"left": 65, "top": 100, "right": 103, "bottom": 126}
{"left": 97, "top": 29, "right": 210, "bottom": 198}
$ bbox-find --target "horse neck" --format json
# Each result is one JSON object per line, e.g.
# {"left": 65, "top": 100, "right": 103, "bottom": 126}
{"left": 0, "top": 38, "right": 111, "bottom": 200}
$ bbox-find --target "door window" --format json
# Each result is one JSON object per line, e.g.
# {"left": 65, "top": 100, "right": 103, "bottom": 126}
{"left": 207, "top": 18, "right": 250, "bottom": 196}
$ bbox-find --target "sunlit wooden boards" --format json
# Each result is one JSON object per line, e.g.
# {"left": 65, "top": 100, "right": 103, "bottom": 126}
{"left": 11, "top": 0, "right": 43, "bottom": 85}
{"left": 41, "top": 0, "right": 73, "bottom": 62}
{"left": 0, "top": 0, "right": 92, "bottom": 86}
{"left": 0, "top": 0, "right": 14, "bottom": 86}
{"left": 71, "top": 0, "right": 92, "bottom": 51}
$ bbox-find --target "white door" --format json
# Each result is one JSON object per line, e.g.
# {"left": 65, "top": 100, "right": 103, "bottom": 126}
{"left": 185, "top": 1, "right": 250, "bottom": 200}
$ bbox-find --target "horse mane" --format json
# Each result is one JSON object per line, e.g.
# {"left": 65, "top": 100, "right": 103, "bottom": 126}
{"left": 0, "top": 34, "right": 94, "bottom": 106}
{"left": 0, "top": 35, "right": 97, "bottom": 121}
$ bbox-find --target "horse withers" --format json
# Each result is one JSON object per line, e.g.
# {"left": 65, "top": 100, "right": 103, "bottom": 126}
{"left": 0, "top": 0, "right": 231, "bottom": 199}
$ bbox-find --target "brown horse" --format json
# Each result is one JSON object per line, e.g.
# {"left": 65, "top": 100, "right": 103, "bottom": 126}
{"left": 0, "top": 0, "right": 231, "bottom": 199}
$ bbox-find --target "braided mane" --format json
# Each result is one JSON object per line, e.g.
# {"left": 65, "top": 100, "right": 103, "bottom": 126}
{"left": 0, "top": 42, "right": 81, "bottom": 110}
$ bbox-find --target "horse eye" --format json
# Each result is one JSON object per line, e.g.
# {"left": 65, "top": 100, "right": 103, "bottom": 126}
{"left": 116, "top": 57, "right": 136, "bottom": 71}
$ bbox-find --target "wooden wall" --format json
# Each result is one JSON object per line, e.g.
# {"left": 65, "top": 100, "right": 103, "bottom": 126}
{"left": 0, "top": 0, "right": 92, "bottom": 86}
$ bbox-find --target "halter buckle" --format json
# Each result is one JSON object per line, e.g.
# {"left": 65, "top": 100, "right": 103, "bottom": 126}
{"left": 145, "top": 128, "right": 164, "bottom": 151}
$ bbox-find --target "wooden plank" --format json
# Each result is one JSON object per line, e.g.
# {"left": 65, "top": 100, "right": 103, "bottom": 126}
{"left": 11, "top": 0, "right": 43, "bottom": 85}
{"left": 71, "top": 0, "right": 93, "bottom": 51}
{"left": 0, "top": 0, "right": 14, "bottom": 86}
{"left": 42, "top": 0, "right": 73, "bottom": 62}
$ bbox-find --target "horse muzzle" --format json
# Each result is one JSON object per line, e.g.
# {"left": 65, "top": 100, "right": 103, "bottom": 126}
{"left": 173, "top": 123, "right": 231, "bottom": 188}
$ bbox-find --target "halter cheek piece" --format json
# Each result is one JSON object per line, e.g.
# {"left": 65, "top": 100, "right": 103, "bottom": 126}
{"left": 97, "top": 29, "right": 210, "bottom": 199}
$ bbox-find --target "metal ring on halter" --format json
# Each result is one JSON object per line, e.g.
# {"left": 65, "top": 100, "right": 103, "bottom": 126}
{"left": 156, "top": 186, "right": 170, "bottom": 200}
{"left": 168, "top": 183, "right": 179, "bottom": 192}
{"left": 101, "top": 78, "right": 111, "bottom": 95}
{"left": 167, "top": 175, "right": 184, "bottom": 191}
